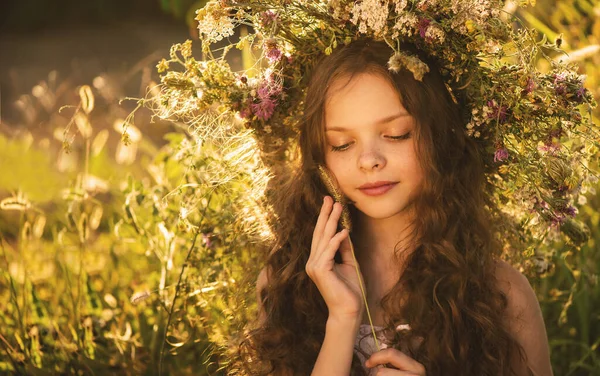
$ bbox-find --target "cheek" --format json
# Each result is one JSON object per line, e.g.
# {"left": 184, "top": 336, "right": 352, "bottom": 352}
{"left": 324, "top": 155, "right": 353, "bottom": 186}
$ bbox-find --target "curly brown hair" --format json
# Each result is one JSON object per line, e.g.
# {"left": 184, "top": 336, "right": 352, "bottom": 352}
{"left": 230, "top": 39, "right": 527, "bottom": 376}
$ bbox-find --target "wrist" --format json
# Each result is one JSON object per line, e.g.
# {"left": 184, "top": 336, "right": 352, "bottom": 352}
{"left": 326, "top": 314, "right": 362, "bottom": 332}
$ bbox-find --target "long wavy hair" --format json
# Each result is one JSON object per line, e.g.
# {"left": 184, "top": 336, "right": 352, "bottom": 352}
{"left": 230, "top": 39, "right": 527, "bottom": 376}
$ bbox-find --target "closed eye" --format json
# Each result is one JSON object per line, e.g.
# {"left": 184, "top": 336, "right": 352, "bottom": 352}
{"left": 330, "top": 143, "right": 352, "bottom": 152}
{"left": 386, "top": 132, "right": 412, "bottom": 140}
{"left": 329, "top": 132, "right": 411, "bottom": 152}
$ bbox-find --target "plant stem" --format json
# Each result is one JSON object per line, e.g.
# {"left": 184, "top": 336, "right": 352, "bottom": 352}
{"left": 348, "top": 234, "right": 380, "bottom": 351}
{"left": 158, "top": 231, "right": 200, "bottom": 376}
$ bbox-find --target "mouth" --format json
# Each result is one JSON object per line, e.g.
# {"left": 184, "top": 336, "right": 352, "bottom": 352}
{"left": 358, "top": 181, "right": 398, "bottom": 196}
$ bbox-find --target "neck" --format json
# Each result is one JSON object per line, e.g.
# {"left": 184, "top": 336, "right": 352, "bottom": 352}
{"left": 352, "top": 207, "right": 417, "bottom": 271}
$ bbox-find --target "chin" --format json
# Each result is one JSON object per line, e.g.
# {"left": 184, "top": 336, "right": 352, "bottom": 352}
{"left": 352, "top": 200, "right": 414, "bottom": 221}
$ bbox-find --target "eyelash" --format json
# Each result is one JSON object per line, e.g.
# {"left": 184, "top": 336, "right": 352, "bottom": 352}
{"left": 330, "top": 132, "right": 412, "bottom": 152}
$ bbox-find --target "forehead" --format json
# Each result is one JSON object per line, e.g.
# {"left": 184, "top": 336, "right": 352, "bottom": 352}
{"left": 325, "top": 73, "right": 408, "bottom": 129}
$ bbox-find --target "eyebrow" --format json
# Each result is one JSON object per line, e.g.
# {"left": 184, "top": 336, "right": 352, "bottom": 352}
{"left": 325, "top": 112, "right": 411, "bottom": 132}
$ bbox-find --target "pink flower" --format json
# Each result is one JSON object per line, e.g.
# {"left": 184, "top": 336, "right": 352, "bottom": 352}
{"left": 418, "top": 18, "right": 431, "bottom": 39}
{"left": 252, "top": 97, "right": 277, "bottom": 120}
{"left": 522, "top": 77, "right": 535, "bottom": 95}
{"left": 260, "top": 10, "right": 278, "bottom": 25}
{"left": 494, "top": 148, "right": 509, "bottom": 162}
{"left": 487, "top": 100, "right": 508, "bottom": 123}
{"left": 266, "top": 47, "right": 283, "bottom": 63}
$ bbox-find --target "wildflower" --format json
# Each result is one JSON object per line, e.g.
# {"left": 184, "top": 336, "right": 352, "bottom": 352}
{"left": 575, "top": 86, "right": 587, "bottom": 102}
{"left": 486, "top": 100, "right": 508, "bottom": 123}
{"left": 181, "top": 39, "right": 193, "bottom": 58}
{"left": 418, "top": 18, "right": 431, "bottom": 39}
{"left": 424, "top": 24, "right": 445, "bottom": 43}
{"left": 392, "top": 13, "right": 419, "bottom": 37}
{"left": 350, "top": 0, "right": 389, "bottom": 36}
{"left": 252, "top": 97, "right": 277, "bottom": 120}
{"left": 157, "top": 59, "right": 170, "bottom": 73}
{"left": 465, "top": 19, "right": 475, "bottom": 33}
{"left": 266, "top": 47, "right": 283, "bottom": 63}
{"left": 563, "top": 206, "right": 577, "bottom": 217}
{"left": 553, "top": 73, "right": 567, "bottom": 96}
{"left": 202, "top": 233, "right": 213, "bottom": 248}
{"left": 260, "top": 10, "right": 278, "bottom": 25}
{"left": 494, "top": 148, "right": 508, "bottom": 162}
{"left": 196, "top": 4, "right": 235, "bottom": 43}
{"left": 388, "top": 52, "right": 430, "bottom": 81}
{"left": 539, "top": 142, "right": 561, "bottom": 154}
{"left": 239, "top": 106, "right": 253, "bottom": 119}
{"left": 522, "top": 77, "right": 535, "bottom": 95}
{"left": 392, "top": 0, "right": 408, "bottom": 13}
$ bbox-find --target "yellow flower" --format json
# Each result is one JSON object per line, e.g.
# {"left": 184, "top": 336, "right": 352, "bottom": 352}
{"left": 181, "top": 40, "right": 193, "bottom": 58}
{"left": 157, "top": 59, "right": 170, "bottom": 73}
{"left": 465, "top": 20, "right": 475, "bottom": 33}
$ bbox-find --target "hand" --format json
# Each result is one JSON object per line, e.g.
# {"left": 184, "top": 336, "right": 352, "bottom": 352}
{"left": 365, "top": 349, "right": 426, "bottom": 375}
{"left": 306, "top": 196, "right": 364, "bottom": 323}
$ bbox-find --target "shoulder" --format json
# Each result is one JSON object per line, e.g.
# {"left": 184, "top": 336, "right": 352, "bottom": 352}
{"left": 257, "top": 266, "right": 271, "bottom": 291}
{"left": 493, "top": 259, "right": 538, "bottom": 318}
{"left": 492, "top": 259, "right": 554, "bottom": 375}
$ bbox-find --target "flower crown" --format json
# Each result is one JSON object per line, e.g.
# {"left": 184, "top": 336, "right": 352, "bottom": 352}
{"left": 154, "top": 0, "right": 598, "bottom": 259}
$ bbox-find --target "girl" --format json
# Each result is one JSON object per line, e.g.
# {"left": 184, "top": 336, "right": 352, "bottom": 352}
{"left": 236, "top": 39, "right": 553, "bottom": 375}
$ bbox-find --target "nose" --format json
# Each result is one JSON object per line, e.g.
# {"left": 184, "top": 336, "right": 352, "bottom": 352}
{"left": 358, "top": 148, "right": 386, "bottom": 171}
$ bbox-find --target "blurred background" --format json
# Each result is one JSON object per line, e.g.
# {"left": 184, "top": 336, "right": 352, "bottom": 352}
{"left": 0, "top": 0, "right": 599, "bottom": 375}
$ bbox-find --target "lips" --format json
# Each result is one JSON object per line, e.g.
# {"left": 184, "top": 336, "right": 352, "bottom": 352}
{"left": 358, "top": 181, "right": 398, "bottom": 196}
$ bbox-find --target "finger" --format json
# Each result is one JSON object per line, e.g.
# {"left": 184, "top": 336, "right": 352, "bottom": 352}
{"left": 366, "top": 349, "right": 425, "bottom": 375}
{"left": 318, "top": 202, "right": 342, "bottom": 252}
{"left": 311, "top": 196, "right": 333, "bottom": 254}
{"left": 311, "top": 196, "right": 333, "bottom": 251}
{"left": 375, "top": 369, "right": 419, "bottom": 376}
{"left": 337, "top": 232, "right": 357, "bottom": 266}
{"left": 317, "top": 228, "right": 349, "bottom": 264}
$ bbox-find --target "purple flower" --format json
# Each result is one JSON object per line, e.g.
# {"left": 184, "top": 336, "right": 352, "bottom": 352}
{"left": 239, "top": 106, "right": 252, "bottom": 119}
{"left": 550, "top": 214, "right": 566, "bottom": 227}
{"left": 538, "top": 142, "right": 561, "bottom": 154}
{"left": 252, "top": 97, "right": 277, "bottom": 120}
{"left": 202, "top": 233, "right": 213, "bottom": 248}
{"left": 494, "top": 148, "right": 509, "bottom": 162}
{"left": 576, "top": 86, "right": 587, "bottom": 100}
{"left": 523, "top": 77, "right": 535, "bottom": 94}
{"left": 266, "top": 47, "right": 283, "bottom": 64}
{"left": 553, "top": 73, "right": 567, "bottom": 96}
{"left": 418, "top": 18, "right": 431, "bottom": 39}
{"left": 487, "top": 100, "right": 508, "bottom": 123}
{"left": 564, "top": 206, "right": 577, "bottom": 217}
{"left": 257, "top": 80, "right": 282, "bottom": 100}
{"left": 260, "top": 10, "right": 278, "bottom": 25}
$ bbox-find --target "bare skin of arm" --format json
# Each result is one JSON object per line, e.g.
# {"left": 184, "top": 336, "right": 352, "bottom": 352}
{"left": 256, "top": 267, "right": 361, "bottom": 376}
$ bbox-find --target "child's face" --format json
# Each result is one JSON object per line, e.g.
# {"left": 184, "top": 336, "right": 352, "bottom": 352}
{"left": 323, "top": 72, "right": 424, "bottom": 221}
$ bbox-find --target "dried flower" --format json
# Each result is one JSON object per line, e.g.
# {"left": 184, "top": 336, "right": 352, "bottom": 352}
{"left": 388, "top": 52, "right": 430, "bottom": 81}
{"left": 317, "top": 165, "right": 352, "bottom": 231}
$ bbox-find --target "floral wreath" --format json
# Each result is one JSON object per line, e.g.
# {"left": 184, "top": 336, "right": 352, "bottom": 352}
{"left": 152, "top": 0, "right": 599, "bottom": 262}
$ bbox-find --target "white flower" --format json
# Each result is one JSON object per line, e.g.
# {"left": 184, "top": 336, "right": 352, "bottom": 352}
{"left": 196, "top": 5, "right": 235, "bottom": 43}
{"left": 392, "top": 0, "right": 408, "bottom": 13}
{"left": 392, "top": 13, "right": 419, "bottom": 37}
{"left": 350, "top": 0, "right": 389, "bottom": 36}
{"left": 450, "top": 0, "right": 494, "bottom": 34}
{"left": 425, "top": 24, "right": 446, "bottom": 43}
